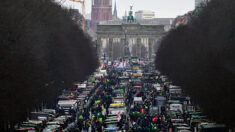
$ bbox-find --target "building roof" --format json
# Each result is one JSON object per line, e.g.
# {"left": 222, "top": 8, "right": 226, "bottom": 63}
{"left": 99, "top": 18, "right": 174, "bottom": 25}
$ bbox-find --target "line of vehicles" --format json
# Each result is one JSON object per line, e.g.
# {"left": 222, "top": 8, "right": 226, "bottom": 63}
{"left": 15, "top": 56, "right": 230, "bottom": 132}
{"left": 14, "top": 70, "right": 106, "bottom": 132}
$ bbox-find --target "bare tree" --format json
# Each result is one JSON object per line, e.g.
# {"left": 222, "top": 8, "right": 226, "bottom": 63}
{"left": 0, "top": 0, "right": 98, "bottom": 130}
{"left": 156, "top": 0, "right": 235, "bottom": 126}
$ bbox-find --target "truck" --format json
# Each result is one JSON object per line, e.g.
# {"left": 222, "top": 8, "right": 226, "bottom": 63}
{"left": 57, "top": 100, "right": 78, "bottom": 115}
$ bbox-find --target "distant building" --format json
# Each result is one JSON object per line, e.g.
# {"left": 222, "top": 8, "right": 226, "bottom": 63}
{"left": 113, "top": 1, "right": 117, "bottom": 19}
{"left": 99, "top": 17, "right": 173, "bottom": 32}
{"left": 91, "top": 0, "right": 112, "bottom": 32}
{"left": 195, "top": 0, "right": 210, "bottom": 8}
{"left": 99, "top": 18, "right": 173, "bottom": 26}
{"left": 135, "top": 10, "right": 155, "bottom": 20}
{"left": 155, "top": 18, "right": 174, "bottom": 25}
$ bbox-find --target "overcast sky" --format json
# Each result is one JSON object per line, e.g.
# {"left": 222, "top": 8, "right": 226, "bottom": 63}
{"left": 58, "top": 0, "right": 195, "bottom": 18}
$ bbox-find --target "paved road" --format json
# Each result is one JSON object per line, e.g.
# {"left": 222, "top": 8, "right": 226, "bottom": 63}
{"left": 64, "top": 83, "right": 103, "bottom": 132}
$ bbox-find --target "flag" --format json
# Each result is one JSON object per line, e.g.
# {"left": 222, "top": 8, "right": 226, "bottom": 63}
{"left": 117, "top": 112, "right": 121, "bottom": 121}
{"left": 102, "top": 63, "right": 105, "bottom": 69}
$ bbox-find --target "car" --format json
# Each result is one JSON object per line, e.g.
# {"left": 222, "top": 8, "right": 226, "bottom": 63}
{"left": 43, "top": 125, "right": 61, "bottom": 132}
{"left": 15, "top": 127, "right": 36, "bottom": 132}
{"left": 172, "top": 123, "right": 189, "bottom": 132}
{"left": 104, "top": 122, "right": 118, "bottom": 131}
{"left": 113, "top": 98, "right": 124, "bottom": 103}
{"left": 76, "top": 83, "right": 87, "bottom": 92}
{"left": 132, "top": 73, "right": 142, "bottom": 77}
{"left": 176, "top": 126, "right": 191, "bottom": 132}
{"left": 30, "top": 112, "right": 53, "bottom": 121}
{"left": 17, "top": 121, "right": 43, "bottom": 132}
{"left": 42, "top": 109, "right": 56, "bottom": 116}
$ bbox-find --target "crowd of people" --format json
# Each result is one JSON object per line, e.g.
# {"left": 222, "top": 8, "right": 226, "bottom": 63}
{"left": 68, "top": 59, "right": 223, "bottom": 132}
{"left": 73, "top": 68, "right": 123, "bottom": 131}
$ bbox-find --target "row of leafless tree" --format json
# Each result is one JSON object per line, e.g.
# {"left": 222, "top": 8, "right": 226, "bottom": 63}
{"left": 156, "top": 0, "right": 235, "bottom": 127}
{"left": 0, "top": 0, "right": 98, "bottom": 130}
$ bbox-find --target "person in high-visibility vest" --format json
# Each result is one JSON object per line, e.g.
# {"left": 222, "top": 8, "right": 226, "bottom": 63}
{"left": 91, "top": 114, "right": 95, "bottom": 120}
{"left": 78, "top": 115, "right": 83, "bottom": 120}
{"left": 152, "top": 123, "right": 158, "bottom": 131}
{"left": 144, "top": 105, "right": 148, "bottom": 110}
{"left": 98, "top": 117, "right": 103, "bottom": 122}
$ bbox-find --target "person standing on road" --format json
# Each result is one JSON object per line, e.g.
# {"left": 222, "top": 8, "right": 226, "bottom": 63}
{"left": 83, "top": 119, "right": 89, "bottom": 132}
